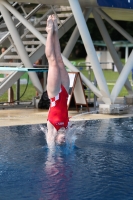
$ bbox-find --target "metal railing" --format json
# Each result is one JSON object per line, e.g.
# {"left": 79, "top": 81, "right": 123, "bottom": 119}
{"left": 0, "top": 4, "right": 44, "bottom": 44}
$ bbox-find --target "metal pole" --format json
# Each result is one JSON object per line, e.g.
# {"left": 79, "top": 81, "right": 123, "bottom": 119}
{"left": 68, "top": 0, "right": 111, "bottom": 104}
{"left": 16, "top": 79, "right": 20, "bottom": 104}
{"left": 93, "top": 9, "right": 133, "bottom": 94}
{"left": 41, "top": 54, "right": 48, "bottom": 91}
{"left": 88, "top": 65, "right": 91, "bottom": 102}
{"left": 125, "top": 46, "right": 129, "bottom": 63}
{"left": 8, "top": 88, "right": 11, "bottom": 102}
{"left": 0, "top": 3, "right": 43, "bottom": 94}
{"left": 96, "top": 8, "right": 133, "bottom": 44}
{"left": 94, "top": 78, "right": 97, "bottom": 110}
{"left": 63, "top": 8, "right": 92, "bottom": 58}
{"left": 111, "top": 50, "right": 133, "bottom": 103}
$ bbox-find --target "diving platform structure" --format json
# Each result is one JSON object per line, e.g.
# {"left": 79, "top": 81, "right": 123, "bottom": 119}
{"left": 0, "top": 67, "right": 48, "bottom": 72}
{"left": 0, "top": 0, "right": 133, "bottom": 113}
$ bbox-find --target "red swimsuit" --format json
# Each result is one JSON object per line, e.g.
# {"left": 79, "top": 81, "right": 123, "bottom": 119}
{"left": 48, "top": 85, "right": 69, "bottom": 131}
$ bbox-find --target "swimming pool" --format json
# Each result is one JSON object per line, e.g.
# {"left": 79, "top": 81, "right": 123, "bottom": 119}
{"left": 0, "top": 117, "right": 133, "bottom": 200}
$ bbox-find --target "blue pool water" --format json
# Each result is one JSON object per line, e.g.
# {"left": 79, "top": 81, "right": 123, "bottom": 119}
{"left": 0, "top": 117, "right": 133, "bottom": 200}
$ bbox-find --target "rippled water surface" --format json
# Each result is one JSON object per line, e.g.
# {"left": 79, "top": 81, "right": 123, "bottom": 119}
{"left": 1, "top": 117, "right": 133, "bottom": 200}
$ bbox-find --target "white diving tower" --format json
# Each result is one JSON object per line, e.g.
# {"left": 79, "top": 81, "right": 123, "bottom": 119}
{"left": 0, "top": 0, "right": 133, "bottom": 111}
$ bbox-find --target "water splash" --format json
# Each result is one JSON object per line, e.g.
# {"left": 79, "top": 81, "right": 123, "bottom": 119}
{"left": 39, "top": 123, "right": 86, "bottom": 154}
{"left": 39, "top": 125, "right": 47, "bottom": 133}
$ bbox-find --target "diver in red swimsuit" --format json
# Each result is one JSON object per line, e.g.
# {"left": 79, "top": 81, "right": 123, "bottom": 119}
{"left": 45, "top": 15, "right": 70, "bottom": 147}
{"left": 48, "top": 85, "right": 69, "bottom": 131}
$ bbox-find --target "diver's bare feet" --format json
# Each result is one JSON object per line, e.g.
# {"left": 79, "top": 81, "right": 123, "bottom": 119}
{"left": 52, "top": 15, "right": 58, "bottom": 32}
{"left": 46, "top": 15, "right": 54, "bottom": 33}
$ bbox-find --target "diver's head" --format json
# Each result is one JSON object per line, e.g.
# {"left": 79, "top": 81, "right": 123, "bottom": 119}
{"left": 47, "top": 121, "right": 67, "bottom": 145}
{"left": 55, "top": 127, "right": 66, "bottom": 145}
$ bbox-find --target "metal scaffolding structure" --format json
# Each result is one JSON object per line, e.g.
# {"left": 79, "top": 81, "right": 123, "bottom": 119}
{"left": 0, "top": 0, "right": 133, "bottom": 108}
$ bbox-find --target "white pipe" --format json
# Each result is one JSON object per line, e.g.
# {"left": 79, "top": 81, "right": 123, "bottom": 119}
{"left": 93, "top": 9, "right": 133, "bottom": 94}
{"left": 111, "top": 50, "right": 133, "bottom": 103}
{"left": 68, "top": 0, "right": 111, "bottom": 102}
{"left": 63, "top": 8, "right": 92, "bottom": 58}
{"left": 125, "top": 46, "right": 129, "bottom": 63}
{"left": 8, "top": 88, "right": 11, "bottom": 102}
{"left": 96, "top": 8, "right": 133, "bottom": 44}
{"left": 0, "top": 3, "right": 43, "bottom": 94}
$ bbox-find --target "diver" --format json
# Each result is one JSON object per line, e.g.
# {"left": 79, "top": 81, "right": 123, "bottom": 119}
{"left": 45, "top": 15, "right": 70, "bottom": 147}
